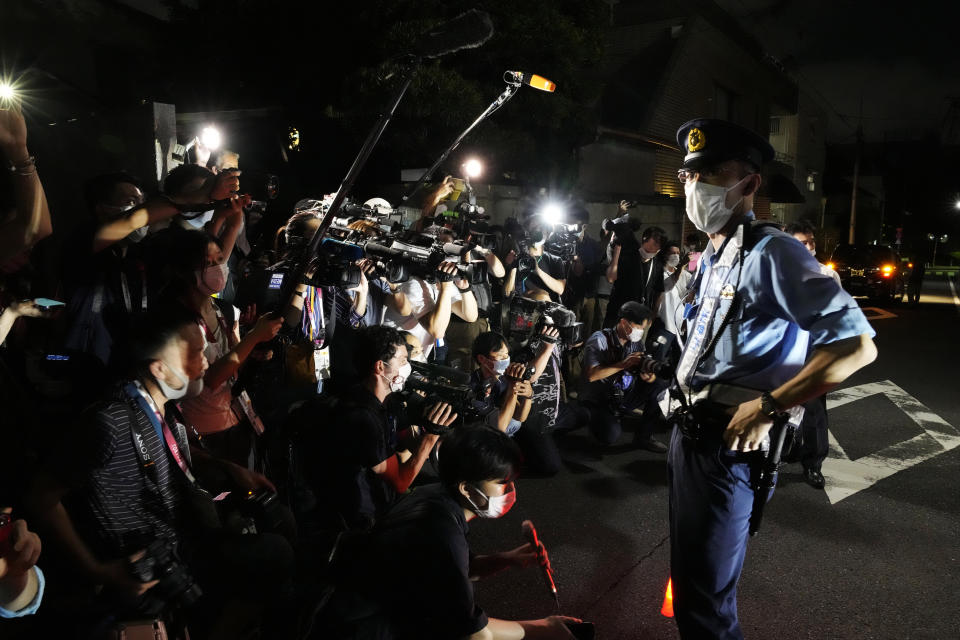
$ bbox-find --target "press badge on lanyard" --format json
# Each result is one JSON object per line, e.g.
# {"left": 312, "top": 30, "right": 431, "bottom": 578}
{"left": 233, "top": 390, "right": 266, "bottom": 435}
{"left": 302, "top": 286, "right": 332, "bottom": 385}
{"left": 313, "top": 346, "right": 331, "bottom": 381}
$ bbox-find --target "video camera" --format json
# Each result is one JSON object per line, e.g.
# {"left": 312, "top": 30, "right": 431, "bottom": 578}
{"left": 602, "top": 214, "right": 642, "bottom": 248}
{"left": 505, "top": 297, "right": 585, "bottom": 350}
{"left": 393, "top": 361, "right": 493, "bottom": 433}
{"left": 514, "top": 202, "right": 584, "bottom": 263}
{"left": 363, "top": 232, "right": 489, "bottom": 285}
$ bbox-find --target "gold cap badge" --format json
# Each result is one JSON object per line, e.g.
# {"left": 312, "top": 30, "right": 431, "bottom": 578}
{"left": 688, "top": 127, "right": 706, "bottom": 152}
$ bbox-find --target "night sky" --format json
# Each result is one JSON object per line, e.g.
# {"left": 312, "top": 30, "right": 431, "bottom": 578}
{"left": 714, "top": 0, "right": 960, "bottom": 143}
{"left": 3, "top": 1, "right": 959, "bottom": 256}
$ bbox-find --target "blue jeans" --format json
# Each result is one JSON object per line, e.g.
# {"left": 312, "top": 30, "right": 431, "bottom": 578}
{"left": 667, "top": 426, "right": 769, "bottom": 640}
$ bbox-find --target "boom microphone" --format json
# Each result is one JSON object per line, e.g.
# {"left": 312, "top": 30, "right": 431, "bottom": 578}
{"left": 521, "top": 520, "right": 559, "bottom": 606}
{"left": 504, "top": 71, "right": 557, "bottom": 93}
{"left": 415, "top": 9, "right": 495, "bottom": 59}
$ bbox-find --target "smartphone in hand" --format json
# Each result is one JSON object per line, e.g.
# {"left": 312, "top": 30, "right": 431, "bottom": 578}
{"left": 34, "top": 298, "right": 65, "bottom": 309}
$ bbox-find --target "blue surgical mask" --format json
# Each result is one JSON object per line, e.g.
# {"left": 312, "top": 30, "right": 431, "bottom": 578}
{"left": 492, "top": 357, "right": 510, "bottom": 375}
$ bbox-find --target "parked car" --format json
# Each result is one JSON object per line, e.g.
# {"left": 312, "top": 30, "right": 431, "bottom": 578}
{"left": 827, "top": 244, "right": 905, "bottom": 303}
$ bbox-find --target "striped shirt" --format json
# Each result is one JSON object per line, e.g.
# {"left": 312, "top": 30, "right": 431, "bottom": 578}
{"left": 58, "top": 387, "right": 185, "bottom": 560}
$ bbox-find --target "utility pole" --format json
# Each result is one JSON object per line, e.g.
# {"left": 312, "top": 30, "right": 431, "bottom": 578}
{"left": 849, "top": 96, "right": 863, "bottom": 244}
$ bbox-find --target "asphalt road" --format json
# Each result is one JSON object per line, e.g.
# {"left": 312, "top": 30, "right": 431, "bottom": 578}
{"left": 468, "top": 274, "right": 960, "bottom": 640}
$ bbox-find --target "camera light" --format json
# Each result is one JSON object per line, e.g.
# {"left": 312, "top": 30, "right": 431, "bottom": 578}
{"left": 200, "top": 126, "right": 222, "bottom": 151}
{"left": 0, "top": 83, "right": 15, "bottom": 101}
{"left": 539, "top": 202, "right": 565, "bottom": 226}
{"left": 463, "top": 158, "right": 483, "bottom": 179}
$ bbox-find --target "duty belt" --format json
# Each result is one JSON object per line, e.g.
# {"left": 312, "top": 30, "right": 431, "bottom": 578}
{"left": 667, "top": 382, "right": 805, "bottom": 448}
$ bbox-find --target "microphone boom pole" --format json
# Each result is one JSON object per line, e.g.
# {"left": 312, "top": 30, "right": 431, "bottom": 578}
{"left": 402, "top": 79, "right": 522, "bottom": 203}
{"left": 280, "top": 9, "right": 495, "bottom": 318}
{"left": 279, "top": 59, "right": 419, "bottom": 316}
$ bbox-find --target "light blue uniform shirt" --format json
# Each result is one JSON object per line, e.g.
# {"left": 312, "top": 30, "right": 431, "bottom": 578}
{"left": 688, "top": 213, "right": 875, "bottom": 392}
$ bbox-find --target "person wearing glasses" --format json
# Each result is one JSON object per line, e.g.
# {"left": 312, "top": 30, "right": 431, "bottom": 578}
{"left": 665, "top": 118, "right": 877, "bottom": 639}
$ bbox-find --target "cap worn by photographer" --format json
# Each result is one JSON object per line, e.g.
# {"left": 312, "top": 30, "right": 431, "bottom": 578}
{"left": 675, "top": 118, "right": 774, "bottom": 170}
{"left": 618, "top": 301, "right": 652, "bottom": 325}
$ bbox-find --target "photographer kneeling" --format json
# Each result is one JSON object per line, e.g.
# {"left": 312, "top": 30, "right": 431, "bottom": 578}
{"left": 303, "top": 325, "right": 456, "bottom": 530}
{"left": 580, "top": 301, "right": 669, "bottom": 452}
{"left": 324, "top": 426, "right": 579, "bottom": 640}
{"left": 471, "top": 331, "right": 534, "bottom": 435}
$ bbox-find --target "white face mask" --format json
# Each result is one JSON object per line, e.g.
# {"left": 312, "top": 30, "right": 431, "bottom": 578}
{"left": 808, "top": 247, "right": 817, "bottom": 257}
{"left": 684, "top": 175, "right": 749, "bottom": 234}
{"left": 196, "top": 262, "right": 229, "bottom": 296}
{"left": 411, "top": 353, "right": 427, "bottom": 364}
{"left": 666, "top": 254, "right": 681, "bottom": 268}
{"left": 492, "top": 356, "right": 510, "bottom": 375}
{"left": 628, "top": 326, "right": 644, "bottom": 343}
{"left": 639, "top": 246, "right": 658, "bottom": 260}
{"left": 155, "top": 361, "right": 204, "bottom": 400}
{"left": 126, "top": 227, "right": 148, "bottom": 244}
{"left": 382, "top": 361, "right": 412, "bottom": 392}
{"left": 466, "top": 482, "right": 516, "bottom": 519}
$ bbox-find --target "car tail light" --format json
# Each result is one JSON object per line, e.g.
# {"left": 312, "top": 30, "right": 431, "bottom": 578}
{"left": 881, "top": 264, "right": 895, "bottom": 278}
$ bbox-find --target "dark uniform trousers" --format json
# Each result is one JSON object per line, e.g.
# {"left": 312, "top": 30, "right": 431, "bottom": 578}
{"left": 667, "top": 420, "right": 772, "bottom": 640}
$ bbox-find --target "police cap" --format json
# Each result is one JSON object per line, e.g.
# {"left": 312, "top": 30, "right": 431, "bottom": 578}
{"left": 676, "top": 118, "right": 774, "bottom": 171}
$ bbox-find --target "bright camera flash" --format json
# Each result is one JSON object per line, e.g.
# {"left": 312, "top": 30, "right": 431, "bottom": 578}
{"left": 200, "top": 126, "right": 222, "bottom": 150}
{"left": 540, "top": 202, "right": 565, "bottom": 226}
{"left": 0, "top": 83, "right": 15, "bottom": 100}
{"left": 463, "top": 158, "right": 483, "bottom": 179}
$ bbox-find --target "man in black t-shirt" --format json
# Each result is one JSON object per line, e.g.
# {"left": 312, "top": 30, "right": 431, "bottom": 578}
{"left": 603, "top": 224, "right": 666, "bottom": 327}
{"left": 306, "top": 326, "right": 456, "bottom": 529}
{"left": 331, "top": 427, "right": 579, "bottom": 640}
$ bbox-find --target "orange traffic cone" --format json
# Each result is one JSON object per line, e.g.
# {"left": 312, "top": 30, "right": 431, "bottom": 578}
{"left": 660, "top": 578, "right": 674, "bottom": 617}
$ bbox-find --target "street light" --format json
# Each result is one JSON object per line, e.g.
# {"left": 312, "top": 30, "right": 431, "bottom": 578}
{"left": 928, "top": 232, "right": 949, "bottom": 266}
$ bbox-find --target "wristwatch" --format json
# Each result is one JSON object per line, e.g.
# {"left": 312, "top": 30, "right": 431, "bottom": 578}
{"left": 759, "top": 391, "right": 785, "bottom": 418}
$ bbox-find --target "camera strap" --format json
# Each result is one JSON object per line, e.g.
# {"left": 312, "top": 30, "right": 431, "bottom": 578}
{"left": 125, "top": 382, "right": 197, "bottom": 485}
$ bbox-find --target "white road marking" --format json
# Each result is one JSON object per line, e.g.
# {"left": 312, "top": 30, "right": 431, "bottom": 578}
{"left": 823, "top": 380, "right": 960, "bottom": 504}
{"left": 949, "top": 278, "right": 960, "bottom": 314}
{"left": 859, "top": 307, "right": 897, "bottom": 320}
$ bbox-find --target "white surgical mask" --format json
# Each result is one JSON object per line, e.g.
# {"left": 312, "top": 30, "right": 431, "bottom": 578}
{"left": 156, "top": 361, "right": 203, "bottom": 400}
{"left": 628, "top": 327, "right": 644, "bottom": 343}
{"left": 466, "top": 482, "right": 516, "bottom": 519}
{"left": 639, "top": 247, "right": 658, "bottom": 261}
{"left": 196, "top": 262, "right": 229, "bottom": 296}
{"left": 684, "top": 175, "right": 749, "bottom": 234}
{"left": 126, "top": 227, "right": 148, "bottom": 244}
{"left": 492, "top": 357, "right": 511, "bottom": 375}
{"left": 666, "top": 254, "right": 681, "bottom": 268}
{"left": 382, "top": 361, "right": 412, "bottom": 392}
{"left": 808, "top": 247, "right": 816, "bottom": 257}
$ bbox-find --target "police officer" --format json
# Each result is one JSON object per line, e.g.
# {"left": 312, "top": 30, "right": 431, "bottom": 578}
{"left": 667, "top": 119, "right": 877, "bottom": 639}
